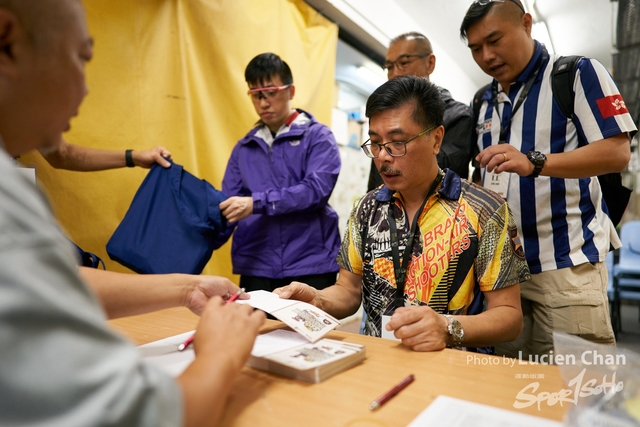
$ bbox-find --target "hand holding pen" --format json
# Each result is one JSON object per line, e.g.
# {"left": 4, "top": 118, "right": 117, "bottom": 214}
{"left": 178, "top": 288, "right": 245, "bottom": 351}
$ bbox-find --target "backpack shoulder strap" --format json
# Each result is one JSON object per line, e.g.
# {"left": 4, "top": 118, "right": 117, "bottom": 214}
{"left": 551, "top": 55, "right": 583, "bottom": 118}
{"left": 472, "top": 83, "right": 491, "bottom": 125}
{"left": 470, "top": 83, "right": 491, "bottom": 166}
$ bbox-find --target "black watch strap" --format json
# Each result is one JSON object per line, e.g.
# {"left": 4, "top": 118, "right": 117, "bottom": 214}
{"left": 528, "top": 165, "right": 543, "bottom": 178}
{"left": 125, "top": 149, "right": 135, "bottom": 168}
{"left": 526, "top": 151, "right": 546, "bottom": 178}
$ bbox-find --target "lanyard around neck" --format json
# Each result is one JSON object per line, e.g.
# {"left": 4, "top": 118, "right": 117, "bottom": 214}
{"left": 388, "top": 172, "right": 443, "bottom": 307}
{"left": 492, "top": 46, "right": 549, "bottom": 144}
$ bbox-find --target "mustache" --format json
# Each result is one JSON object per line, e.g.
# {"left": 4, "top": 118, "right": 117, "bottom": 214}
{"left": 379, "top": 164, "right": 401, "bottom": 176}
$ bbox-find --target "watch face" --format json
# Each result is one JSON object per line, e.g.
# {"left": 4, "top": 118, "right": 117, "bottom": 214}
{"left": 452, "top": 324, "right": 463, "bottom": 340}
{"left": 528, "top": 151, "right": 547, "bottom": 166}
{"left": 448, "top": 319, "right": 464, "bottom": 341}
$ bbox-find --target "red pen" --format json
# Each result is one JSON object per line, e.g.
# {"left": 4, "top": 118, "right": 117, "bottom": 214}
{"left": 177, "top": 288, "right": 245, "bottom": 351}
{"left": 369, "top": 374, "right": 415, "bottom": 410}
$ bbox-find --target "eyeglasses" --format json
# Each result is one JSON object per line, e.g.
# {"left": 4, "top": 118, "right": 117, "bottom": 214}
{"left": 383, "top": 54, "right": 430, "bottom": 73}
{"left": 473, "top": 0, "right": 525, "bottom": 14}
{"left": 247, "top": 84, "right": 291, "bottom": 100}
{"left": 361, "top": 126, "right": 436, "bottom": 159}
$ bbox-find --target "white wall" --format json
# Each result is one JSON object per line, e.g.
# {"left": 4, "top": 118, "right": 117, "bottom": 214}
{"left": 343, "top": 0, "right": 477, "bottom": 101}
{"left": 308, "top": 0, "right": 479, "bottom": 102}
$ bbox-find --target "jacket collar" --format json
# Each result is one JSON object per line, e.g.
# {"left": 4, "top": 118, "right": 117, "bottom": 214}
{"left": 242, "top": 108, "right": 316, "bottom": 145}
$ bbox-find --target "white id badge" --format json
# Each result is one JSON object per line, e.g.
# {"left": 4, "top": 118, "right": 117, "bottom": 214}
{"left": 381, "top": 315, "right": 401, "bottom": 341}
{"left": 483, "top": 169, "right": 510, "bottom": 199}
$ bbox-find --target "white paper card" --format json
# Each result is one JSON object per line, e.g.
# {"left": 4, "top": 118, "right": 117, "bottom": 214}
{"left": 235, "top": 290, "right": 298, "bottom": 312}
{"left": 236, "top": 290, "right": 341, "bottom": 342}
{"left": 483, "top": 169, "right": 510, "bottom": 198}
{"left": 381, "top": 315, "right": 401, "bottom": 341}
{"left": 264, "top": 338, "right": 360, "bottom": 369}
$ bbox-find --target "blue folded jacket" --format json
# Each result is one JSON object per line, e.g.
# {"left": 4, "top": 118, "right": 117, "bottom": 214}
{"left": 107, "top": 161, "right": 227, "bottom": 274}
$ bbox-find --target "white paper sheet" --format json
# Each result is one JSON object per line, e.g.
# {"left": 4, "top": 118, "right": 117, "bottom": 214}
{"left": 250, "top": 329, "right": 308, "bottom": 357}
{"left": 235, "top": 290, "right": 340, "bottom": 342}
{"left": 137, "top": 330, "right": 195, "bottom": 377}
{"left": 235, "top": 290, "right": 298, "bottom": 312}
{"left": 407, "top": 395, "right": 563, "bottom": 427}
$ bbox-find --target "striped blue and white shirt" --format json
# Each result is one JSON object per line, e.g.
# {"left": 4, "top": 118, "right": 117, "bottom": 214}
{"left": 475, "top": 41, "right": 637, "bottom": 274}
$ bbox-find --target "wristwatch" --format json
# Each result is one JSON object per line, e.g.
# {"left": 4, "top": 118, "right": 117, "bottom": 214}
{"left": 526, "top": 151, "right": 547, "bottom": 178}
{"left": 444, "top": 315, "right": 464, "bottom": 346}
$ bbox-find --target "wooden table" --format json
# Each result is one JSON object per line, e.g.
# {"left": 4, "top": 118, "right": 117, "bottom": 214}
{"left": 109, "top": 307, "right": 570, "bottom": 426}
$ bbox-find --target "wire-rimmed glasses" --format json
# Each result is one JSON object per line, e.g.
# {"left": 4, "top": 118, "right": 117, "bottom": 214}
{"left": 383, "top": 54, "right": 430, "bottom": 73}
{"left": 360, "top": 126, "right": 436, "bottom": 158}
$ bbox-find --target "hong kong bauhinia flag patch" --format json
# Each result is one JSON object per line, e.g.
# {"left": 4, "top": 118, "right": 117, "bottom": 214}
{"left": 596, "top": 95, "right": 629, "bottom": 118}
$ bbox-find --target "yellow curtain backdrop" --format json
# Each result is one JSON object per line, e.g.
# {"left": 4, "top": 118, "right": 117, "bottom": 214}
{"left": 19, "top": 0, "right": 337, "bottom": 280}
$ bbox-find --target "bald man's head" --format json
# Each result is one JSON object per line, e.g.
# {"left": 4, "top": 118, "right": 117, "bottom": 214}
{"left": 390, "top": 32, "right": 433, "bottom": 56}
{"left": 385, "top": 32, "right": 436, "bottom": 80}
{"left": 0, "top": 0, "right": 82, "bottom": 50}
{"left": 0, "top": 0, "right": 91, "bottom": 157}
{"left": 460, "top": 0, "right": 526, "bottom": 40}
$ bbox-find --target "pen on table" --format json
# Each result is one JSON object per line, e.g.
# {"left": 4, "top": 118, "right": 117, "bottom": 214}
{"left": 369, "top": 374, "right": 415, "bottom": 410}
{"left": 177, "top": 288, "right": 245, "bottom": 352}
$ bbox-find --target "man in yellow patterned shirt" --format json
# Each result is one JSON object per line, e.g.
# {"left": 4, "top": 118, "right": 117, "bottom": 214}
{"left": 276, "top": 76, "right": 529, "bottom": 353}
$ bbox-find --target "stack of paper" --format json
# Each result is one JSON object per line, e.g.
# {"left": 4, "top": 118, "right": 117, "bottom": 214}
{"left": 247, "top": 329, "right": 365, "bottom": 383}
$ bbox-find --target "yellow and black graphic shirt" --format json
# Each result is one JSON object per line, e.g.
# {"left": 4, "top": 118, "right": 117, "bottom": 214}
{"left": 337, "top": 170, "right": 530, "bottom": 341}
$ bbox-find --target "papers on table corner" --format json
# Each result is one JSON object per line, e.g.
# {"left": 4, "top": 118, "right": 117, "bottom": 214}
{"left": 138, "top": 291, "right": 345, "bottom": 379}
{"left": 138, "top": 330, "right": 195, "bottom": 377}
{"left": 407, "top": 395, "right": 563, "bottom": 427}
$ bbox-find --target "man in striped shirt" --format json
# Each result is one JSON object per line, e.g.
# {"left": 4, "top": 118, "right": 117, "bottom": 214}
{"left": 460, "top": 0, "right": 637, "bottom": 359}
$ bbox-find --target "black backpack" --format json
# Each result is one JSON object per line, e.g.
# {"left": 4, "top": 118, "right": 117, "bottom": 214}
{"left": 69, "top": 239, "right": 106, "bottom": 269}
{"left": 471, "top": 56, "right": 630, "bottom": 226}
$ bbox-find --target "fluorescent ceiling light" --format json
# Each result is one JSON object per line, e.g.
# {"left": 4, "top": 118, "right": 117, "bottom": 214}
{"left": 326, "top": 0, "right": 390, "bottom": 47}
{"left": 523, "top": 0, "right": 554, "bottom": 53}
{"left": 532, "top": 21, "right": 555, "bottom": 54}
{"left": 356, "top": 64, "right": 386, "bottom": 87}
{"left": 523, "top": 0, "right": 537, "bottom": 20}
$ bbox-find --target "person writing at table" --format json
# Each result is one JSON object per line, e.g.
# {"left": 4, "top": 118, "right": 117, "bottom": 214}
{"left": 276, "top": 76, "right": 530, "bottom": 353}
{"left": 0, "top": 1, "right": 265, "bottom": 426}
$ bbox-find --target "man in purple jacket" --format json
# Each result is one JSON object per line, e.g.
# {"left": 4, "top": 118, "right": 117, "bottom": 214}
{"left": 218, "top": 53, "right": 342, "bottom": 292}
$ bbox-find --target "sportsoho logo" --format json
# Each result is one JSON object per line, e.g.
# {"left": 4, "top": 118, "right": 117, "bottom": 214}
{"left": 467, "top": 351, "right": 626, "bottom": 410}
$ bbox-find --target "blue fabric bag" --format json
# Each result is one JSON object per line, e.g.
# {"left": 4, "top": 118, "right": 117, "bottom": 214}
{"left": 71, "top": 240, "right": 106, "bottom": 269}
{"left": 107, "top": 161, "right": 227, "bottom": 274}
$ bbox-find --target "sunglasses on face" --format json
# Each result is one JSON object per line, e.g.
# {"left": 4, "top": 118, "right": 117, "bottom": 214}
{"left": 247, "top": 84, "right": 291, "bottom": 100}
